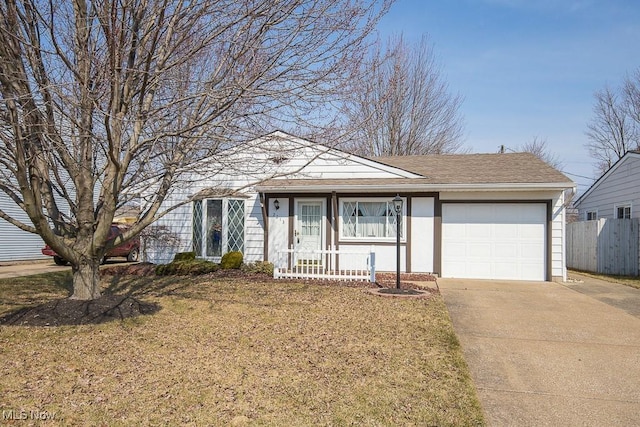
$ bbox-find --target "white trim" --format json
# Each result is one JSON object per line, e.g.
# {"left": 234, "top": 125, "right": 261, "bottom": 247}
{"left": 614, "top": 202, "right": 632, "bottom": 219}
{"left": 257, "top": 182, "right": 573, "bottom": 193}
{"left": 194, "top": 197, "right": 246, "bottom": 261}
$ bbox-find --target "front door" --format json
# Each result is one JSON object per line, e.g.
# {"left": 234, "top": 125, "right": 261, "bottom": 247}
{"left": 295, "top": 200, "right": 324, "bottom": 266}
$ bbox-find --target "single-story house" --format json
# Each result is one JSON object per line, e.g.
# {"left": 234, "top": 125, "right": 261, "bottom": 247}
{"left": 573, "top": 151, "right": 640, "bottom": 220}
{"left": 144, "top": 131, "right": 575, "bottom": 282}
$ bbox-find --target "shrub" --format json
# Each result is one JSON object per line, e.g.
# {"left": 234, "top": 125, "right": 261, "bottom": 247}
{"left": 173, "top": 252, "right": 196, "bottom": 262}
{"left": 241, "top": 261, "right": 274, "bottom": 276}
{"left": 155, "top": 258, "right": 219, "bottom": 276}
{"left": 220, "top": 251, "right": 243, "bottom": 269}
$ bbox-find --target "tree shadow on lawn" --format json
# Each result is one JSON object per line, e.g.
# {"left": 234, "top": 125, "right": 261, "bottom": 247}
{"left": 0, "top": 266, "right": 161, "bottom": 327}
{"left": 0, "top": 264, "right": 438, "bottom": 327}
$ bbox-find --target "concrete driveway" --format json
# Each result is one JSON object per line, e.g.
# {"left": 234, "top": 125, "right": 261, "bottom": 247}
{"left": 438, "top": 278, "right": 640, "bottom": 426}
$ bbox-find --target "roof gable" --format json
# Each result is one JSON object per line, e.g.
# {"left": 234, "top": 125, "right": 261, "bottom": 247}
{"left": 574, "top": 151, "right": 640, "bottom": 207}
{"left": 242, "top": 131, "right": 424, "bottom": 179}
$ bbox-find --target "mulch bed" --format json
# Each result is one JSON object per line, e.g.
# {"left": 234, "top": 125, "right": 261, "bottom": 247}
{"left": 0, "top": 294, "right": 160, "bottom": 327}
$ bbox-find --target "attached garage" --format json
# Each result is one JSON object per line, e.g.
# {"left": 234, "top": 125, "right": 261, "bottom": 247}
{"left": 441, "top": 202, "right": 548, "bottom": 281}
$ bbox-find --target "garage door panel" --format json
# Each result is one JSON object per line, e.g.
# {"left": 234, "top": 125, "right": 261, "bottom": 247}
{"left": 465, "top": 262, "right": 492, "bottom": 277}
{"left": 494, "top": 243, "right": 518, "bottom": 258}
{"left": 445, "top": 224, "right": 467, "bottom": 238}
{"left": 520, "top": 242, "right": 544, "bottom": 258}
{"left": 494, "top": 224, "right": 518, "bottom": 239}
{"left": 443, "top": 242, "right": 466, "bottom": 257}
{"left": 467, "top": 242, "right": 492, "bottom": 257}
{"left": 442, "top": 203, "right": 546, "bottom": 281}
{"left": 467, "top": 225, "right": 492, "bottom": 239}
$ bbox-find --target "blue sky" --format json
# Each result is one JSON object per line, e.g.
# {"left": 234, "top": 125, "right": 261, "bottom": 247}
{"left": 377, "top": 0, "right": 640, "bottom": 194}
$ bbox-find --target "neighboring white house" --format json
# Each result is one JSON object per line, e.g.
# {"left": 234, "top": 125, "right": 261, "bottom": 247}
{"left": 144, "top": 131, "right": 575, "bottom": 282}
{"left": 0, "top": 192, "right": 45, "bottom": 262}
{"left": 574, "top": 151, "right": 640, "bottom": 221}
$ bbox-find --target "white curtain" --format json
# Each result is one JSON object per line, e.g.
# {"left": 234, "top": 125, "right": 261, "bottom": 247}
{"left": 357, "top": 202, "right": 387, "bottom": 237}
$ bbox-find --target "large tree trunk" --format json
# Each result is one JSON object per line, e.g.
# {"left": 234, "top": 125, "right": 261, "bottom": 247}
{"left": 70, "top": 259, "right": 102, "bottom": 300}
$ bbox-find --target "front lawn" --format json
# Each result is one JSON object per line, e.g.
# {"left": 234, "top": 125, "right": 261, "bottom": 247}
{"left": 0, "top": 271, "right": 484, "bottom": 426}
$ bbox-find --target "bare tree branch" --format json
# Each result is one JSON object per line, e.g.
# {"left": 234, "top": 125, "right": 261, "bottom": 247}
{"left": 586, "top": 74, "right": 640, "bottom": 174}
{"left": 0, "top": 0, "right": 392, "bottom": 299}
{"left": 340, "top": 33, "right": 465, "bottom": 156}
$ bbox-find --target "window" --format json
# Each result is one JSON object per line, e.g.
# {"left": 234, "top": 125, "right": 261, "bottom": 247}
{"left": 615, "top": 204, "right": 632, "bottom": 219}
{"left": 341, "top": 199, "right": 404, "bottom": 240}
{"left": 586, "top": 211, "right": 597, "bottom": 221}
{"left": 193, "top": 199, "right": 245, "bottom": 258}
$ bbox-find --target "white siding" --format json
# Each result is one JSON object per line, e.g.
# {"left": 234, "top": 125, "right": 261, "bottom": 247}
{"left": 343, "top": 244, "right": 406, "bottom": 273}
{"left": 0, "top": 193, "right": 46, "bottom": 262}
{"left": 577, "top": 154, "right": 640, "bottom": 219}
{"left": 267, "top": 199, "right": 289, "bottom": 264}
{"left": 143, "top": 133, "right": 418, "bottom": 265}
{"left": 410, "top": 197, "right": 434, "bottom": 273}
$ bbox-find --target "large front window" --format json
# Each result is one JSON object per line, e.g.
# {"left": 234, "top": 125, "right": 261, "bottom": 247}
{"left": 341, "top": 199, "right": 404, "bottom": 240}
{"left": 193, "top": 199, "right": 245, "bottom": 258}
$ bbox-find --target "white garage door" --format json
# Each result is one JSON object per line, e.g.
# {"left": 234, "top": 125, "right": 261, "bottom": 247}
{"left": 442, "top": 203, "right": 546, "bottom": 281}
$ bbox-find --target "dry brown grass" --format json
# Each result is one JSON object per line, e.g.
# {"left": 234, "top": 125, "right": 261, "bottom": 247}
{"left": 0, "top": 272, "right": 484, "bottom": 426}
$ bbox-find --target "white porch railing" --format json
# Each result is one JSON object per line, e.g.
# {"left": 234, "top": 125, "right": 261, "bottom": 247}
{"left": 273, "top": 246, "right": 376, "bottom": 282}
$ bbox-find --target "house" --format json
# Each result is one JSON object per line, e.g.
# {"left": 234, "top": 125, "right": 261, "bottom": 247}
{"left": 573, "top": 151, "right": 640, "bottom": 220}
{"left": 0, "top": 192, "right": 46, "bottom": 262}
{"left": 143, "top": 131, "right": 575, "bottom": 282}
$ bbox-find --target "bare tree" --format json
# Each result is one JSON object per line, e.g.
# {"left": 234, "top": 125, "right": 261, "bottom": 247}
{"left": 519, "top": 137, "right": 562, "bottom": 170}
{"left": 341, "top": 34, "right": 465, "bottom": 156}
{"left": 586, "top": 72, "right": 640, "bottom": 174}
{"left": 0, "top": 0, "right": 391, "bottom": 300}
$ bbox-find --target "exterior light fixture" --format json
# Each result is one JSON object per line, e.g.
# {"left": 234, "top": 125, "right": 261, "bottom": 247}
{"left": 393, "top": 194, "right": 403, "bottom": 289}
{"left": 274, "top": 199, "right": 280, "bottom": 210}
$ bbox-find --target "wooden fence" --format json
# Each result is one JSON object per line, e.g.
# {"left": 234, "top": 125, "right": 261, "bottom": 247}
{"left": 567, "top": 218, "right": 640, "bottom": 276}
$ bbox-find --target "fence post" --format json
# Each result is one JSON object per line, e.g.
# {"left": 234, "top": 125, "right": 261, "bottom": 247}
{"left": 369, "top": 250, "right": 376, "bottom": 283}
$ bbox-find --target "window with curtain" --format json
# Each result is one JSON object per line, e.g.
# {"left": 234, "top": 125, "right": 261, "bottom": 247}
{"left": 192, "top": 199, "right": 245, "bottom": 257}
{"left": 341, "top": 199, "right": 403, "bottom": 240}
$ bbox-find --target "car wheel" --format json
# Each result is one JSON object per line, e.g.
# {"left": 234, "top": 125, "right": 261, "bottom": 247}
{"left": 53, "top": 256, "right": 68, "bottom": 266}
{"left": 127, "top": 248, "right": 140, "bottom": 262}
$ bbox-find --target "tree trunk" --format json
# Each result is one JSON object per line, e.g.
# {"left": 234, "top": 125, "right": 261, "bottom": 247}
{"left": 70, "top": 258, "right": 102, "bottom": 300}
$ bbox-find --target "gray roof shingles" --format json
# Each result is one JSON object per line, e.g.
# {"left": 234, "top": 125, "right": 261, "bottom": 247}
{"left": 256, "top": 152, "right": 574, "bottom": 190}
{"left": 372, "top": 152, "right": 572, "bottom": 184}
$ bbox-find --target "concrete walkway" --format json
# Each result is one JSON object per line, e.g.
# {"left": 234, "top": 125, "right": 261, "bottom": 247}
{"left": 438, "top": 278, "right": 640, "bottom": 426}
{"left": 565, "top": 271, "right": 640, "bottom": 318}
{"left": 0, "top": 260, "right": 68, "bottom": 279}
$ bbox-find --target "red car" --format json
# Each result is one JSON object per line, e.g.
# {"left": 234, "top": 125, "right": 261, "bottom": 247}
{"left": 42, "top": 224, "right": 140, "bottom": 266}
